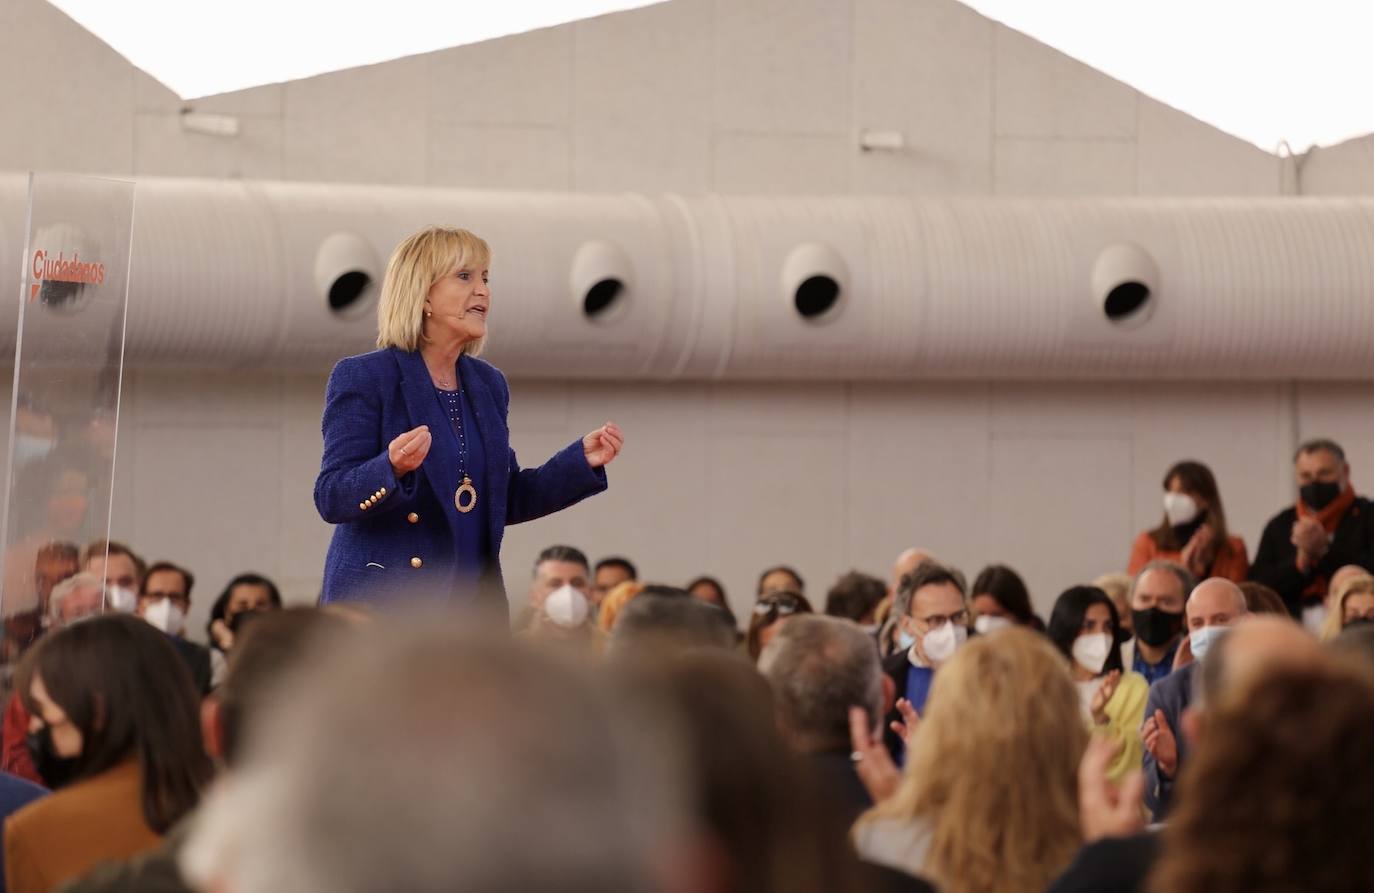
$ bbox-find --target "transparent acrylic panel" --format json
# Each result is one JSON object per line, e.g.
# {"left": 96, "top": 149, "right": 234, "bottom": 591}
{"left": 0, "top": 173, "right": 133, "bottom": 661}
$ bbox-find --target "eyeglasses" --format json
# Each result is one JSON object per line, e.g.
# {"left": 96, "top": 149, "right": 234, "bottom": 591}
{"left": 753, "top": 595, "right": 804, "bottom": 617}
{"left": 915, "top": 610, "right": 968, "bottom": 630}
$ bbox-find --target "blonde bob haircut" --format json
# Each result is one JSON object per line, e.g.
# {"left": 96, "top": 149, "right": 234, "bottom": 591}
{"left": 1320, "top": 573, "right": 1374, "bottom": 642}
{"left": 376, "top": 226, "right": 491, "bottom": 354}
{"left": 856, "top": 628, "right": 1085, "bottom": 893}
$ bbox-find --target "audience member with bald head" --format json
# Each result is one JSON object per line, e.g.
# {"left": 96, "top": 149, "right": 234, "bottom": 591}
{"left": 1051, "top": 614, "right": 1322, "bottom": 893}
{"left": 1140, "top": 578, "right": 1249, "bottom": 820}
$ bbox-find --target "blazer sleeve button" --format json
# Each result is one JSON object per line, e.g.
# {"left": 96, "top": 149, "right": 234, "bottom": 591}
{"left": 410, "top": 557, "right": 423, "bottom": 569}
{"left": 359, "top": 502, "right": 368, "bottom": 511}
{"left": 407, "top": 512, "right": 419, "bottom": 523}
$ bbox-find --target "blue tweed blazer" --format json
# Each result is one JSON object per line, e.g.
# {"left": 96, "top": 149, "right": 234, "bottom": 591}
{"left": 314, "top": 348, "right": 607, "bottom": 609}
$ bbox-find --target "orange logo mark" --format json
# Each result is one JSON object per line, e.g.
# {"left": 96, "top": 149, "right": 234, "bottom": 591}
{"left": 29, "top": 249, "right": 105, "bottom": 302}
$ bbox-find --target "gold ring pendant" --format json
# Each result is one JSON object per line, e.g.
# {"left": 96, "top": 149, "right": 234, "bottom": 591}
{"left": 455, "top": 476, "right": 478, "bottom": 514}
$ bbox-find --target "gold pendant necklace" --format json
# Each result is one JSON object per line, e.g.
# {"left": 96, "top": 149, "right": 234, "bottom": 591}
{"left": 437, "top": 381, "right": 478, "bottom": 515}
{"left": 455, "top": 476, "right": 478, "bottom": 514}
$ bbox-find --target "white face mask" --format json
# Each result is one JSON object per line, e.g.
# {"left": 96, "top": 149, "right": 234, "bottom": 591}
{"left": 1163, "top": 492, "right": 1200, "bottom": 527}
{"left": 544, "top": 584, "right": 589, "bottom": 629}
{"left": 1189, "top": 624, "right": 1229, "bottom": 661}
{"left": 143, "top": 598, "right": 187, "bottom": 637}
{"left": 106, "top": 585, "right": 138, "bottom": 614}
{"left": 1072, "top": 632, "right": 1114, "bottom": 676}
{"left": 922, "top": 622, "right": 967, "bottom": 665}
{"left": 974, "top": 615, "right": 1013, "bottom": 636}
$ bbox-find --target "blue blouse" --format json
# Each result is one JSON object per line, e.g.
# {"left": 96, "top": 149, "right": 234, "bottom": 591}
{"left": 435, "top": 373, "right": 489, "bottom": 584}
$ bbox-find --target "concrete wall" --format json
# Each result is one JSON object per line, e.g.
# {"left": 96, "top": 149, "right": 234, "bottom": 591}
{"left": 2, "top": 0, "right": 1370, "bottom": 633}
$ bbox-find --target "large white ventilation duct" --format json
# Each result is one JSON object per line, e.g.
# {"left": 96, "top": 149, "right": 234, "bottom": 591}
{"left": 1, "top": 174, "right": 1372, "bottom": 380}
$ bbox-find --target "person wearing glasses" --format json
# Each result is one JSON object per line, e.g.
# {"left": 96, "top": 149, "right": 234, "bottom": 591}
{"left": 746, "top": 591, "right": 813, "bottom": 661}
{"left": 881, "top": 562, "right": 969, "bottom": 760}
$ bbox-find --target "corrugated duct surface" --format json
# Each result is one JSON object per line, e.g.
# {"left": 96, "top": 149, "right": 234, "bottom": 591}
{"left": 1, "top": 175, "right": 1372, "bottom": 380}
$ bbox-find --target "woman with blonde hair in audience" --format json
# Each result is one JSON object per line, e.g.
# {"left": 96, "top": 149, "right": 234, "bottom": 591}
{"left": 1318, "top": 572, "right": 1374, "bottom": 641}
{"left": 1092, "top": 572, "right": 1134, "bottom": 639}
{"left": 852, "top": 628, "right": 1085, "bottom": 892}
{"left": 595, "top": 579, "right": 645, "bottom": 634}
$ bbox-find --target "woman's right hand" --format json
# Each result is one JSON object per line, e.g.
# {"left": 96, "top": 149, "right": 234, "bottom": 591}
{"left": 1090, "top": 670, "right": 1121, "bottom": 726}
{"left": 210, "top": 618, "right": 233, "bottom": 651}
{"left": 389, "top": 425, "right": 432, "bottom": 477}
{"left": 1181, "top": 523, "right": 1215, "bottom": 577}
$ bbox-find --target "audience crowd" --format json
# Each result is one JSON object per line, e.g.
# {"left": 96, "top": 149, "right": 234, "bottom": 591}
{"left": 0, "top": 438, "right": 1371, "bottom": 892}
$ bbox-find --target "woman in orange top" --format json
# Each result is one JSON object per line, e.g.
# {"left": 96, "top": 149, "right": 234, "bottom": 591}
{"left": 1129, "top": 460, "right": 1249, "bottom": 583}
{"left": 5, "top": 614, "right": 212, "bottom": 893}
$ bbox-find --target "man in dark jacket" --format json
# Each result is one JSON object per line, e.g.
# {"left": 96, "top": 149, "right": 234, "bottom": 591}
{"left": 1250, "top": 439, "right": 1374, "bottom": 622}
{"left": 759, "top": 614, "right": 894, "bottom": 829}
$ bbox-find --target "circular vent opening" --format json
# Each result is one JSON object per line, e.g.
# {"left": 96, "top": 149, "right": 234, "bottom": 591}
{"left": 795, "top": 275, "right": 841, "bottom": 319}
{"left": 583, "top": 278, "right": 624, "bottom": 319}
{"left": 328, "top": 271, "right": 372, "bottom": 314}
{"left": 1103, "top": 281, "right": 1151, "bottom": 322}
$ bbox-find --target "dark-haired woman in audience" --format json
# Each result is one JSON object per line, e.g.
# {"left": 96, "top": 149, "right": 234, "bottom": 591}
{"left": 1129, "top": 460, "right": 1248, "bottom": 582}
{"left": 686, "top": 576, "right": 737, "bottom": 628}
{"left": 1047, "top": 586, "right": 1147, "bottom": 783}
{"left": 747, "top": 591, "right": 812, "bottom": 661}
{"left": 206, "top": 573, "right": 283, "bottom": 654}
{"left": 757, "top": 565, "right": 805, "bottom": 598}
{"left": 6, "top": 615, "right": 212, "bottom": 893}
{"left": 968, "top": 564, "right": 1043, "bottom": 633}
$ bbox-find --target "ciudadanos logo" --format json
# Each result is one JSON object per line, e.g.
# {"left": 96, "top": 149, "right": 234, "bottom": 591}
{"left": 30, "top": 249, "right": 106, "bottom": 312}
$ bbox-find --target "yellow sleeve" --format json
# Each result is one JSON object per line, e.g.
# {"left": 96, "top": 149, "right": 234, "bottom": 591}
{"left": 1097, "top": 672, "right": 1150, "bottom": 784}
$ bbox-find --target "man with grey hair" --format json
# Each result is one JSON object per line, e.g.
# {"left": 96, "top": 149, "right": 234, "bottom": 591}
{"left": 760, "top": 614, "right": 893, "bottom": 826}
{"left": 1124, "top": 560, "right": 1196, "bottom": 686}
{"left": 47, "top": 572, "right": 104, "bottom": 627}
{"left": 182, "top": 624, "right": 684, "bottom": 893}
{"left": 1251, "top": 438, "right": 1374, "bottom": 624}
{"left": 1139, "top": 577, "right": 1249, "bottom": 820}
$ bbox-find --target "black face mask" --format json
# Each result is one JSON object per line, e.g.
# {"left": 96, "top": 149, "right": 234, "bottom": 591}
{"left": 26, "top": 724, "right": 80, "bottom": 790}
{"left": 1300, "top": 480, "right": 1342, "bottom": 512}
{"left": 1131, "top": 607, "right": 1184, "bottom": 648}
{"left": 228, "top": 609, "right": 263, "bottom": 636}
{"left": 1171, "top": 515, "right": 1207, "bottom": 546}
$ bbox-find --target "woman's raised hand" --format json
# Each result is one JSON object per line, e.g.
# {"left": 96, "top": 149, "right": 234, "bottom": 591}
{"left": 389, "top": 425, "right": 431, "bottom": 477}
{"left": 583, "top": 422, "right": 624, "bottom": 469}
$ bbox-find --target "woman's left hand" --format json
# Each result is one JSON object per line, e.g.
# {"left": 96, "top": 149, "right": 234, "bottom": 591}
{"left": 583, "top": 422, "right": 624, "bottom": 469}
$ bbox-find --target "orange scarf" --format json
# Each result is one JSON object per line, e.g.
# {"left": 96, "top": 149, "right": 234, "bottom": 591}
{"left": 1296, "top": 482, "right": 1356, "bottom": 600}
